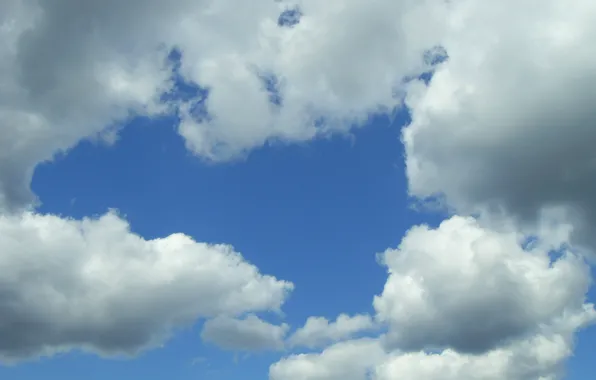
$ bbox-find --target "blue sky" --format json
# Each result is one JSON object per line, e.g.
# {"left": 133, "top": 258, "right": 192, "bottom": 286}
{"left": 1, "top": 1, "right": 595, "bottom": 379}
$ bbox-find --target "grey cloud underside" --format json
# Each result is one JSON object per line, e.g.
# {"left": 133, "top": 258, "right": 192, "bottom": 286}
{"left": 384, "top": 304, "right": 536, "bottom": 354}
{"left": 0, "top": 0, "right": 176, "bottom": 210}
{"left": 0, "top": 304, "right": 165, "bottom": 359}
{"left": 403, "top": 0, "right": 596, "bottom": 250}
{"left": 408, "top": 77, "right": 596, "bottom": 245}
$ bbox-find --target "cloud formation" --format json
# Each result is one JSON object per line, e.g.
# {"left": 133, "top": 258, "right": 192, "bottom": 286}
{"left": 0, "top": 0, "right": 174, "bottom": 210}
{"left": 271, "top": 314, "right": 595, "bottom": 380}
{"left": 271, "top": 218, "right": 596, "bottom": 379}
{"left": 374, "top": 322, "right": 591, "bottom": 380}
{"left": 403, "top": 0, "right": 596, "bottom": 247}
{"left": 0, "top": 211, "right": 292, "bottom": 361}
{"left": 0, "top": 0, "right": 445, "bottom": 211}
{"left": 374, "top": 216, "right": 592, "bottom": 354}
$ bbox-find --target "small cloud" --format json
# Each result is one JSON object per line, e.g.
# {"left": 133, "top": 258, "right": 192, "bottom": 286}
{"left": 201, "top": 315, "right": 289, "bottom": 352}
{"left": 288, "top": 314, "right": 377, "bottom": 349}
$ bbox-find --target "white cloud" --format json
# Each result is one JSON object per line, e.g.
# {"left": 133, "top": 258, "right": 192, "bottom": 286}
{"left": 374, "top": 216, "right": 593, "bottom": 354}
{"left": 270, "top": 338, "right": 385, "bottom": 380}
{"left": 271, "top": 307, "right": 595, "bottom": 380}
{"left": 0, "top": 210, "right": 293, "bottom": 361}
{"left": 175, "top": 0, "right": 447, "bottom": 160}
{"left": 288, "top": 314, "right": 376, "bottom": 349}
{"left": 402, "top": 0, "right": 596, "bottom": 247}
{"left": 0, "top": 0, "right": 446, "bottom": 210}
{"left": 0, "top": 0, "right": 178, "bottom": 210}
{"left": 373, "top": 329, "right": 582, "bottom": 380}
{"left": 376, "top": 303, "right": 596, "bottom": 380}
{"left": 272, "top": 214, "right": 596, "bottom": 379}
{"left": 201, "top": 314, "right": 289, "bottom": 351}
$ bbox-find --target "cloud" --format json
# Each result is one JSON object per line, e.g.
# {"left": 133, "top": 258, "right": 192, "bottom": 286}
{"left": 270, "top": 338, "right": 385, "bottom": 380}
{"left": 271, "top": 307, "right": 595, "bottom": 380}
{"left": 0, "top": 210, "right": 293, "bottom": 362}
{"left": 4, "top": 0, "right": 595, "bottom": 235}
{"left": 288, "top": 314, "right": 376, "bottom": 349}
{"left": 272, "top": 213, "right": 596, "bottom": 379}
{"left": 176, "top": 0, "right": 447, "bottom": 161}
{"left": 374, "top": 216, "right": 593, "bottom": 354}
{"left": 0, "top": 0, "right": 177, "bottom": 210}
{"left": 373, "top": 322, "right": 591, "bottom": 380}
{"left": 0, "top": 0, "right": 446, "bottom": 211}
{"left": 402, "top": 0, "right": 596, "bottom": 248}
{"left": 201, "top": 314, "right": 289, "bottom": 352}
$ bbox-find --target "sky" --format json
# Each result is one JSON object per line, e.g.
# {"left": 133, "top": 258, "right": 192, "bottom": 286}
{"left": 0, "top": 0, "right": 595, "bottom": 379}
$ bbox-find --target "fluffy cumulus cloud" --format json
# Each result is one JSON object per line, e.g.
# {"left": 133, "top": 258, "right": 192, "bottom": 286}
{"left": 176, "top": 0, "right": 447, "bottom": 160}
{"left": 373, "top": 322, "right": 594, "bottom": 380}
{"left": 271, "top": 218, "right": 596, "bottom": 380}
{"left": 402, "top": 0, "right": 596, "bottom": 247}
{"left": 288, "top": 314, "right": 376, "bottom": 349}
{"left": 0, "top": 0, "right": 447, "bottom": 211}
{"left": 0, "top": 211, "right": 293, "bottom": 361}
{"left": 374, "top": 216, "right": 593, "bottom": 354}
{"left": 273, "top": 308, "right": 596, "bottom": 380}
{"left": 201, "top": 314, "right": 289, "bottom": 351}
{"left": 270, "top": 339, "right": 386, "bottom": 380}
{"left": 271, "top": 329, "right": 591, "bottom": 380}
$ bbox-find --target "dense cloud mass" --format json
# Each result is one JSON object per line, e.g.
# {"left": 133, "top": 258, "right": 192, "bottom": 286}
{"left": 0, "top": 211, "right": 292, "bottom": 360}
{"left": 201, "top": 315, "right": 288, "bottom": 351}
{"left": 403, "top": 0, "right": 596, "bottom": 247}
{"left": 0, "top": 0, "right": 173, "bottom": 210}
{"left": 374, "top": 216, "right": 592, "bottom": 354}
